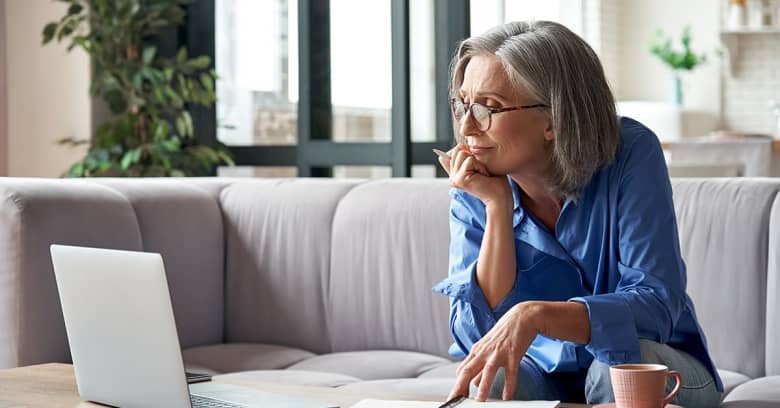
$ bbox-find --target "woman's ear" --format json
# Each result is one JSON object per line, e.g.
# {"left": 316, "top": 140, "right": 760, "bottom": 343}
{"left": 543, "top": 116, "right": 555, "bottom": 141}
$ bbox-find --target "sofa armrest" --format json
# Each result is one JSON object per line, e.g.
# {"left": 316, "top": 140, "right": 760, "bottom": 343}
{"left": 0, "top": 179, "right": 143, "bottom": 368}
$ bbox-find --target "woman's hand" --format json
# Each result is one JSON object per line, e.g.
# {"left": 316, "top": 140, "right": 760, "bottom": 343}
{"left": 447, "top": 302, "right": 544, "bottom": 402}
{"left": 436, "top": 144, "right": 511, "bottom": 208}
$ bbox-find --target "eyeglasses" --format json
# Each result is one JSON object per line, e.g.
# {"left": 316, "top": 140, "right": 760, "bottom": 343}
{"left": 450, "top": 98, "right": 548, "bottom": 131}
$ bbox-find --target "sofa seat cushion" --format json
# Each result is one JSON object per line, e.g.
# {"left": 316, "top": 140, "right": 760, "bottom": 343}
{"left": 215, "top": 369, "right": 360, "bottom": 388}
{"left": 417, "top": 362, "right": 459, "bottom": 378}
{"left": 182, "top": 343, "right": 315, "bottom": 374}
{"left": 722, "top": 376, "right": 780, "bottom": 406}
{"left": 718, "top": 369, "right": 752, "bottom": 398}
{"left": 286, "top": 351, "right": 452, "bottom": 380}
{"left": 337, "top": 378, "right": 453, "bottom": 400}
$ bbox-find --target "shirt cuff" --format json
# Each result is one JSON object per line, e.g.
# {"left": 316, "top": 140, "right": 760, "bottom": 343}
{"left": 569, "top": 294, "right": 642, "bottom": 365}
{"left": 432, "top": 262, "right": 494, "bottom": 320}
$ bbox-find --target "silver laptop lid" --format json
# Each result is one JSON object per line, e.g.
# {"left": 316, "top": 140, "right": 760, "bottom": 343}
{"left": 51, "top": 244, "right": 192, "bottom": 408}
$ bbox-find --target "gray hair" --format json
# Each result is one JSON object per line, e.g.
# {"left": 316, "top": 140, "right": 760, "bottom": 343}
{"left": 450, "top": 21, "right": 620, "bottom": 199}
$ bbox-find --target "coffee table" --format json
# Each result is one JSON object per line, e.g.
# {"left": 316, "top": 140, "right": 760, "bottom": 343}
{"left": 0, "top": 363, "right": 588, "bottom": 407}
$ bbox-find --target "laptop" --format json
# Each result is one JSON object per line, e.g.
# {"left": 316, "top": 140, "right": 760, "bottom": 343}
{"left": 50, "top": 244, "right": 337, "bottom": 408}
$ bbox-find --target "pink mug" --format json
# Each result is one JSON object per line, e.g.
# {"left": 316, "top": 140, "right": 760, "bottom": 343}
{"left": 609, "top": 363, "right": 683, "bottom": 408}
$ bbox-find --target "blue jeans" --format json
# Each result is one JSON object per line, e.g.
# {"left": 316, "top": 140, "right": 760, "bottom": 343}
{"left": 478, "top": 340, "right": 722, "bottom": 406}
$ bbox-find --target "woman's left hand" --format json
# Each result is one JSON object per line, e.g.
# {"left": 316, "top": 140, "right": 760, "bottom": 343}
{"left": 447, "top": 302, "right": 544, "bottom": 402}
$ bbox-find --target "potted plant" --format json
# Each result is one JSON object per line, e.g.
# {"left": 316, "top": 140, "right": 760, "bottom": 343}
{"left": 42, "top": 0, "right": 233, "bottom": 177}
{"left": 648, "top": 25, "right": 713, "bottom": 106}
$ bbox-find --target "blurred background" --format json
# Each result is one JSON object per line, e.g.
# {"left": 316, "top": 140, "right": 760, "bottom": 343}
{"left": 1, "top": 0, "right": 779, "bottom": 179}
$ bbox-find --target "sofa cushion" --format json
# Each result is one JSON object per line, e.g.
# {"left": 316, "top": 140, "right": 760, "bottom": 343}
{"left": 220, "top": 179, "right": 361, "bottom": 354}
{"left": 92, "top": 179, "right": 225, "bottom": 349}
{"left": 671, "top": 179, "right": 780, "bottom": 378}
{"left": 337, "top": 378, "right": 453, "bottom": 400}
{"left": 718, "top": 369, "right": 752, "bottom": 398}
{"left": 328, "top": 179, "right": 452, "bottom": 357}
{"left": 216, "top": 369, "right": 360, "bottom": 387}
{"left": 286, "top": 350, "right": 452, "bottom": 380}
{"left": 722, "top": 376, "right": 780, "bottom": 406}
{"left": 182, "top": 343, "right": 315, "bottom": 374}
{"left": 417, "top": 362, "right": 459, "bottom": 378}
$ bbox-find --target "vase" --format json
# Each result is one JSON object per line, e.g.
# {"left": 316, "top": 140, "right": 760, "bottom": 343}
{"left": 671, "top": 74, "right": 683, "bottom": 106}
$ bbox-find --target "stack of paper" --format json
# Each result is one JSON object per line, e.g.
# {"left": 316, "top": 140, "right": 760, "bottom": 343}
{"left": 350, "top": 399, "right": 559, "bottom": 408}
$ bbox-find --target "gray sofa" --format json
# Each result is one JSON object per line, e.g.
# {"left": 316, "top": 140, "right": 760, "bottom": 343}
{"left": 1, "top": 177, "right": 779, "bottom": 406}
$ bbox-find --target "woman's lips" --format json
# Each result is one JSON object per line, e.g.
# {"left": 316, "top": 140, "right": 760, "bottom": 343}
{"left": 469, "top": 146, "right": 494, "bottom": 155}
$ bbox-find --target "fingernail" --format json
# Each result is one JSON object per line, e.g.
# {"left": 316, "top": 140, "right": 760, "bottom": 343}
{"left": 432, "top": 149, "right": 450, "bottom": 159}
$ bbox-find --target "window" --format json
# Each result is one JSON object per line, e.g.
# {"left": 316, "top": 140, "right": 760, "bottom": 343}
{"left": 216, "top": 0, "right": 298, "bottom": 146}
{"left": 181, "top": 0, "right": 470, "bottom": 178}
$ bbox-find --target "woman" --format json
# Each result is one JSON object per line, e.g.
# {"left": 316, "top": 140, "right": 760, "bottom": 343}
{"left": 432, "top": 21, "right": 722, "bottom": 406}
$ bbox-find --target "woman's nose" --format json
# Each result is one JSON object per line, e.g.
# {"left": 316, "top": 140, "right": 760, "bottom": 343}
{"left": 459, "top": 110, "right": 482, "bottom": 137}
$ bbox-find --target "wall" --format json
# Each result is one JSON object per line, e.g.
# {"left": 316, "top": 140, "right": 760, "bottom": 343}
{"left": 616, "top": 0, "right": 722, "bottom": 132}
{"left": 585, "top": 0, "right": 621, "bottom": 97}
{"left": 4, "top": 0, "right": 90, "bottom": 177}
{"left": 722, "top": 33, "right": 780, "bottom": 135}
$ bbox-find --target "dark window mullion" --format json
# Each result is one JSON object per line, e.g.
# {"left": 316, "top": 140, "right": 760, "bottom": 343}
{"left": 391, "top": 0, "right": 411, "bottom": 177}
{"left": 433, "top": 0, "right": 469, "bottom": 177}
{"left": 298, "top": 0, "right": 333, "bottom": 177}
{"left": 185, "top": 0, "right": 217, "bottom": 148}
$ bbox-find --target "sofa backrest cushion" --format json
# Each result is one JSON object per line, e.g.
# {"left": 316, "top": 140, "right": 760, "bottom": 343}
{"left": 672, "top": 178, "right": 780, "bottom": 378}
{"left": 90, "top": 179, "right": 226, "bottom": 349}
{"left": 220, "top": 179, "right": 361, "bottom": 354}
{"left": 328, "top": 179, "right": 452, "bottom": 357}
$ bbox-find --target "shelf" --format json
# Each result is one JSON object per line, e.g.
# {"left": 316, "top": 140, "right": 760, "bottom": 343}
{"left": 719, "top": 29, "right": 780, "bottom": 77}
{"left": 661, "top": 139, "right": 780, "bottom": 153}
{"left": 720, "top": 28, "right": 780, "bottom": 34}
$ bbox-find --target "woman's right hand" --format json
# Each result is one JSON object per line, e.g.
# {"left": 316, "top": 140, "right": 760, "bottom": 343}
{"left": 437, "top": 144, "right": 512, "bottom": 208}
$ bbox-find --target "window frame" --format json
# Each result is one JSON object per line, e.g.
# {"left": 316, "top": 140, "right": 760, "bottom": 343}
{"left": 177, "top": 0, "right": 469, "bottom": 177}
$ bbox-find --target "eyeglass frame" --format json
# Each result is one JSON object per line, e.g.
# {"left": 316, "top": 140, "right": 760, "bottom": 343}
{"left": 450, "top": 98, "right": 549, "bottom": 131}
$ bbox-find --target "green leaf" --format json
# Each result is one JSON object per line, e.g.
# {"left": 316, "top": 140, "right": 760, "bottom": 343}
{"left": 181, "top": 111, "right": 193, "bottom": 137}
{"left": 153, "top": 121, "right": 170, "bottom": 140}
{"left": 189, "top": 56, "right": 211, "bottom": 70}
{"left": 67, "top": 3, "right": 83, "bottom": 16}
{"left": 132, "top": 147, "right": 142, "bottom": 163}
{"left": 176, "top": 47, "right": 188, "bottom": 64}
{"left": 66, "top": 162, "right": 85, "bottom": 178}
{"left": 142, "top": 46, "right": 157, "bottom": 64}
{"left": 105, "top": 89, "right": 128, "bottom": 114}
{"left": 199, "top": 72, "right": 214, "bottom": 93}
{"left": 120, "top": 151, "right": 134, "bottom": 171}
{"left": 175, "top": 116, "right": 186, "bottom": 137}
{"left": 120, "top": 147, "right": 143, "bottom": 171}
{"left": 42, "top": 22, "right": 58, "bottom": 44}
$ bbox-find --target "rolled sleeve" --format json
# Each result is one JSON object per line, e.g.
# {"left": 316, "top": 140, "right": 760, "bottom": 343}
{"left": 573, "top": 128, "right": 688, "bottom": 365}
{"left": 431, "top": 189, "right": 503, "bottom": 355}
{"left": 569, "top": 294, "right": 641, "bottom": 365}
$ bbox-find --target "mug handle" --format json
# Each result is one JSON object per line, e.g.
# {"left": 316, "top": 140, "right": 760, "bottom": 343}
{"left": 663, "top": 370, "right": 683, "bottom": 406}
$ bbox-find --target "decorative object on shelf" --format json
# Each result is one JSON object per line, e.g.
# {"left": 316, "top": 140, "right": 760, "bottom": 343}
{"left": 42, "top": 0, "right": 234, "bottom": 177}
{"left": 747, "top": 0, "right": 775, "bottom": 28}
{"left": 649, "top": 25, "right": 714, "bottom": 106}
{"left": 727, "top": 0, "right": 748, "bottom": 29}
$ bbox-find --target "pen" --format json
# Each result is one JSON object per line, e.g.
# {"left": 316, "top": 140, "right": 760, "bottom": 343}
{"left": 437, "top": 395, "right": 465, "bottom": 408}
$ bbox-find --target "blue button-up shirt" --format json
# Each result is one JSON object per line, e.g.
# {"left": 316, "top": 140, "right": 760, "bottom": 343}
{"left": 432, "top": 117, "right": 723, "bottom": 392}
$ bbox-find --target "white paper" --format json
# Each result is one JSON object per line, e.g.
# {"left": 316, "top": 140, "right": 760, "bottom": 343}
{"left": 350, "top": 398, "right": 559, "bottom": 408}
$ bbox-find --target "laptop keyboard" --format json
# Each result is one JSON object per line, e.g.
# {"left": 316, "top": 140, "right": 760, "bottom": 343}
{"left": 190, "top": 394, "right": 247, "bottom": 408}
